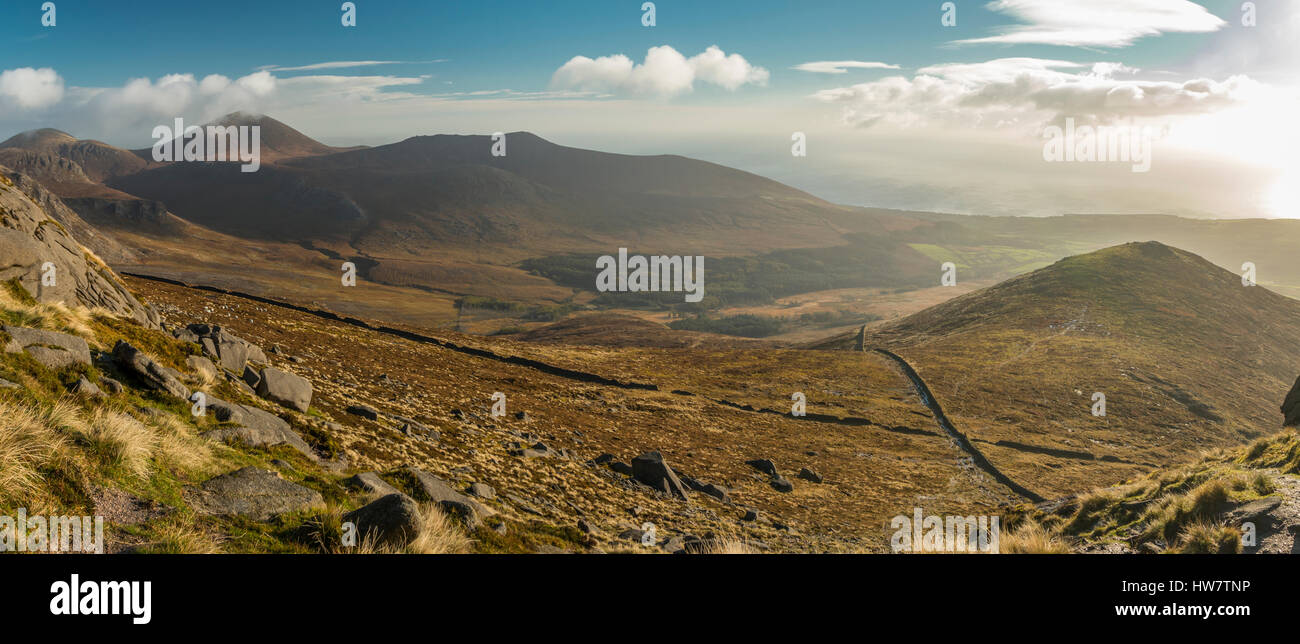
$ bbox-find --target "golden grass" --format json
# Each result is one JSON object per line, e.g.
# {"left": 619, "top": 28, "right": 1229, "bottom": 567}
{"left": 1172, "top": 522, "right": 1242, "bottom": 554}
{"left": 0, "top": 398, "right": 66, "bottom": 504}
{"left": 311, "top": 501, "right": 472, "bottom": 555}
{"left": 1001, "top": 520, "right": 1072, "bottom": 554}
{"left": 138, "top": 521, "right": 223, "bottom": 554}
{"left": 83, "top": 408, "right": 156, "bottom": 479}
{"left": 697, "top": 535, "right": 760, "bottom": 555}
{"left": 140, "top": 410, "right": 214, "bottom": 474}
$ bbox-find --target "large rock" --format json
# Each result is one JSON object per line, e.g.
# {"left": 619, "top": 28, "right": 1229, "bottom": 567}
{"left": 1284, "top": 376, "right": 1300, "bottom": 427}
{"left": 202, "top": 425, "right": 315, "bottom": 461}
{"left": 111, "top": 340, "right": 190, "bottom": 400}
{"left": 404, "top": 467, "right": 493, "bottom": 517}
{"left": 256, "top": 367, "right": 312, "bottom": 413}
{"left": 631, "top": 451, "right": 690, "bottom": 501}
{"left": 186, "top": 324, "right": 266, "bottom": 373}
{"left": 191, "top": 467, "right": 324, "bottom": 520}
{"left": 202, "top": 397, "right": 315, "bottom": 459}
{"left": 2, "top": 325, "right": 91, "bottom": 369}
{"left": 345, "top": 472, "right": 403, "bottom": 497}
{"left": 0, "top": 171, "right": 156, "bottom": 327}
{"left": 186, "top": 355, "right": 219, "bottom": 382}
{"left": 343, "top": 494, "right": 424, "bottom": 549}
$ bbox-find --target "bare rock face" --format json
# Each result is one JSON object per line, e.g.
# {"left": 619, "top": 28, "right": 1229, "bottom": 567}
{"left": 0, "top": 170, "right": 156, "bottom": 327}
{"left": 343, "top": 494, "right": 424, "bottom": 550}
{"left": 191, "top": 467, "right": 324, "bottom": 520}
{"left": 112, "top": 341, "right": 190, "bottom": 401}
{"left": 1284, "top": 376, "right": 1300, "bottom": 427}
{"left": 2, "top": 325, "right": 91, "bottom": 369}
{"left": 256, "top": 367, "right": 313, "bottom": 413}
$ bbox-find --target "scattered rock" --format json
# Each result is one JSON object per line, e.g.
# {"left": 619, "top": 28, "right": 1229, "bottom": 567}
{"left": 741, "top": 509, "right": 760, "bottom": 522}
{"left": 405, "top": 467, "right": 493, "bottom": 518}
{"left": 770, "top": 476, "right": 794, "bottom": 493}
{"left": 631, "top": 451, "right": 690, "bottom": 502}
{"left": 438, "top": 500, "right": 482, "bottom": 530}
{"left": 610, "top": 461, "right": 634, "bottom": 476}
{"left": 241, "top": 365, "right": 262, "bottom": 389}
{"left": 187, "top": 324, "right": 264, "bottom": 373}
{"left": 256, "top": 367, "right": 313, "bottom": 413}
{"left": 112, "top": 340, "right": 190, "bottom": 400}
{"left": 184, "top": 355, "right": 219, "bottom": 384}
{"left": 68, "top": 376, "right": 103, "bottom": 399}
{"left": 346, "top": 404, "right": 380, "bottom": 421}
{"left": 2, "top": 326, "right": 91, "bottom": 369}
{"left": 798, "top": 467, "right": 823, "bottom": 483}
{"left": 346, "top": 472, "right": 403, "bottom": 497}
{"left": 745, "top": 458, "right": 778, "bottom": 476}
{"left": 0, "top": 377, "right": 19, "bottom": 389}
{"left": 467, "top": 482, "right": 496, "bottom": 499}
{"left": 99, "top": 377, "right": 124, "bottom": 394}
{"left": 190, "top": 467, "right": 324, "bottom": 520}
{"left": 681, "top": 475, "right": 731, "bottom": 503}
{"left": 343, "top": 493, "right": 423, "bottom": 550}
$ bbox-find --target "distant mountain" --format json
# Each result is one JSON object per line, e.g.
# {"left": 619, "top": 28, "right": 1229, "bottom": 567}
{"left": 106, "top": 116, "right": 876, "bottom": 254}
{"left": 1, "top": 128, "right": 148, "bottom": 184}
{"left": 128, "top": 111, "right": 364, "bottom": 164}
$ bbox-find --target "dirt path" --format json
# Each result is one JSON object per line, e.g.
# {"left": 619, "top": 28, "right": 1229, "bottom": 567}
{"left": 870, "top": 347, "right": 1046, "bottom": 503}
{"left": 1253, "top": 472, "right": 1300, "bottom": 553}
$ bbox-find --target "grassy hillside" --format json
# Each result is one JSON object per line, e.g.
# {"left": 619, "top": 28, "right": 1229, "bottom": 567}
{"left": 813, "top": 242, "right": 1300, "bottom": 500}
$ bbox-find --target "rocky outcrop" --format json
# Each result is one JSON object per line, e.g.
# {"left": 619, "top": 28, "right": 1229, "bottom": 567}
{"left": 1285, "top": 376, "right": 1300, "bottom": 427}
{"left": 346, "top": 472, "right": 403, "bottom": 497}
{"left": 186, "top": 324, "right": 268, "bottom": 373}
{"left": 256, "top": 367, "right": 312, "bottom": 413}
{"left": 111, "top": 340, "right": 190, "bottom": 400}
{"left": 404, "top": 467, "right": 493, "bottom": 519}
{"left": 632, "top": 451, "right": 690, "bottom": 502}
{"left": 0, "top": 166, "right": 138, "bottom": 264}
{"left": 190, "top": 467, "right": 324, "bottom": 520}
{"left": 202, "top": 397, "right": 315, "bottom": 460}
{"left": 2, "top": 325, "right": 91, "bottom": 369}
{"left": 343, "top": 494, "right": 423, "bottom": 549}
{"left": 0, "top": 169, "right": 155, "bottom": 326}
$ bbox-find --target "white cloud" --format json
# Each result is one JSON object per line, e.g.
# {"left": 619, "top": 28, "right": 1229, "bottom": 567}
{"left": 262, "top": 60, "right": 446, "bottom": 72}
{"left": 0, "top": 67, "right": 65, "bottom": 109}
{"left": 813, "top": 57, "right": 1257, "bottom": 129}
{"left": 954, "top": 0, "right": 1227, "bottom": 47}
{"left": 792, "top": 61, "right": 900, "bottom": 74}
{"left": 551, "top": 45, "right": 768, "bottom": 98}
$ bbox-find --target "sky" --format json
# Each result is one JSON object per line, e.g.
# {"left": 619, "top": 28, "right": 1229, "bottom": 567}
{"left": 2, "top": 0, "right": 1298, "bottom": 219}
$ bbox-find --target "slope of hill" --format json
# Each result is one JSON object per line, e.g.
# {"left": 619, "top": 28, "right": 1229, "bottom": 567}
{"left": 811, "top": 242, "right": 1300, "bottom": 498}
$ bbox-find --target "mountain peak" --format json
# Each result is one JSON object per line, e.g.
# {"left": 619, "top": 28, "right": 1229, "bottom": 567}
{"left": 0, "top": 128, "right": 78, "bottom": 150}
{"left": 202, "top": 112, "right": 349, "bottom": 161}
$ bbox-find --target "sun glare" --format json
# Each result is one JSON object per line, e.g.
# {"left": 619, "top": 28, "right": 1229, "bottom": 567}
{"left": 1266, "top": 166, "right": 1300, "bottom": 219}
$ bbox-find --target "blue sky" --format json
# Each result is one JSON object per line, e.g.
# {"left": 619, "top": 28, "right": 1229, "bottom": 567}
{"left": 4, "top": 0, "right": 1243, "bottom": 99}
{"left": 1, "top": 1, "right": 1296, "bottom": 219}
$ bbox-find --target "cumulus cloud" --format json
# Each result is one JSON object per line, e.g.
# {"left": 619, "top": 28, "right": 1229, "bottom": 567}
{"left": 813, "top": 57, "right": 1257, "bottom": 129}
{"left": 0, "top": 67, "right": 65, "bottom": 109}
{"left": 792, "top": 61, "right": 900, "bottom": 74}
{"left": 550, "top": 45, "right": 768, "bottom": 98}
{"left": 954, "top": 0, "right": 1227, "bottom": 47}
